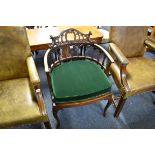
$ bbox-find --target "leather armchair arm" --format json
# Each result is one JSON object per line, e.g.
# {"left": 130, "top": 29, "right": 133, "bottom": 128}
{"left": 109, "top": 43, "right": 130, "bottom": 92}
{"left": 26, "top": 56, "right": 40, "bottom": 86}
{"left": 26, "top": 56, "right": 46, "bottom": 115}
{"left": 109, "top": 43, "right": 129, "bottom": 66}
{"left": 145, "top": 39, "right": 155, "bottom": 50}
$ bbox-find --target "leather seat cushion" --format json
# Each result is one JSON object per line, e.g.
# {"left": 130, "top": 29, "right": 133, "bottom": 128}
{"left": 0, "top": 78, "right": 47, "bottom": 128}
{"left": 51, "top": 60, "right": 112, "bottom": 103}
{"left": 110, "top": 56, "right": 155, "bottom": 96}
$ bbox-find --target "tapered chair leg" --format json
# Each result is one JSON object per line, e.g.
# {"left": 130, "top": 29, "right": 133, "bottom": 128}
{"left": 103, "top": 97, "right": 113, "bottom": 117}
{"left": 114, "top": 96, "right": 127, "bottom": 117}
{"left": 44, "top": 120, "right": 52, "bottom": 129}
{"left": 53, "top": 107, "right": 61, "bottom": 129}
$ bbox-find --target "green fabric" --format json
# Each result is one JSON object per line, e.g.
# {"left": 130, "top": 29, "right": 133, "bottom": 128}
{"left": 51, "top": 60, "right": 112, "bottom": 103}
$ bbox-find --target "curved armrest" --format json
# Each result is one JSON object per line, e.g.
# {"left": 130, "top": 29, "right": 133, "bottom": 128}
{"left": 27, "top": 56, "right": 46, "bottom": 115}
{"left": 94, "top": 44, "right": 114, "bottom": 63}
{"left": 44, "top": 49, "right": 51, "bottom": 72}
{"left": 26, "top": 56, "right": 40, "bottom": 87}
{"left": 145, "top": 39, "right": 155, "bottom": 50}
{"left": 109, "top": 43, "right": 129, "bottom": 66}
{"left": 109, "top": 43, "right": 130, "bottom": 92}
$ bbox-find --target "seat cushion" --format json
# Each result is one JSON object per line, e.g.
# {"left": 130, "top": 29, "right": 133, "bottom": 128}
{"left": 110, "top": 56, "right": 155, "bottom": 97}
{"left": 0, "top": 78, "right": 47, "bottom": 128}
{"left": 51, "top": 60, "right": 112, "bottom": 103}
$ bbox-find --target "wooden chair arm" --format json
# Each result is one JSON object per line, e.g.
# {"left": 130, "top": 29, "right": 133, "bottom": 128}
{"left": 94, "top": 43, "right": 114, "bottom": 63}
{"left": 35, "top": 88, "right": 47, "bottom": 115}
{"left": 44, "top": 49, "right": 51, "bottom": 73}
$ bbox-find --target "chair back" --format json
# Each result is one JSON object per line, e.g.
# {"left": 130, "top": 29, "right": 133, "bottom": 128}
{"left": 0, "top": 27, "right": 31, "bottom": 81}
{"left": 109, "top": 26, "right": 148, "bottom": 58}
{"left": 45, "top": 28, "right": 107, "bottom": 72}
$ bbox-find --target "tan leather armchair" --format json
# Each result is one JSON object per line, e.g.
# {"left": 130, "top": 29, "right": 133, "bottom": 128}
{"left": 107, "top": 26, "right": 155, "bottom": 117}
{"left": 0, "top": 27, "right": 51, "bottom": 128}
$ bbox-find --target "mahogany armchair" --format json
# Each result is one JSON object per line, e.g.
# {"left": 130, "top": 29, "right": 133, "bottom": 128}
{"left": 106, "top": 26, "right": 155, "bottom": 117}
{"left": 0, "top": 27, "right": 51, "bottom": 128}
{"left": 44, "top": 28, "right": 114, "bottom": 128}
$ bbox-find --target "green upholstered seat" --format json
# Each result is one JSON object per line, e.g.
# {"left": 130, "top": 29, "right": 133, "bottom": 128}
{"left": 51, "top": 60, "right": 112, "bottom": 103}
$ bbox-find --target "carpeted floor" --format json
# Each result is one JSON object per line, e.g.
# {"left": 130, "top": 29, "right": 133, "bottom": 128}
{"left": 14, "top": 41, "right": 155, "bottom": 129}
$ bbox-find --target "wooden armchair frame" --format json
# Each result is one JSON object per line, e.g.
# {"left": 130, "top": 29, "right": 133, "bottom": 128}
{"left": 44, "top": 28, "right": 114, "bottom": 128}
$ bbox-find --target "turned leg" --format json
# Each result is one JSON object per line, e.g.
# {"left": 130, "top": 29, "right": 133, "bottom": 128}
{"left": 44, "top": 120, "right": 52, "bottom": 129}
{"left": 114, "top": 96, "right": 127, "bottom": 117}
{"left": 103, "top": 96, "right": 113, "bottom": 117}
{"left": 53, "top": 107, "right": 61, "bottom": 129}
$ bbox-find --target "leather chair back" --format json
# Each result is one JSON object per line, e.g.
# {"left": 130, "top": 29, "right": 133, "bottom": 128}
{"left": 109, "top": 26, "right": 148, "bottom": 58}
{"left": 0, "top": 27, "right": 31, "bottom": 81}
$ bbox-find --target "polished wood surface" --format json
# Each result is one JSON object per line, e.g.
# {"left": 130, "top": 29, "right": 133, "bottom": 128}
{"left": 26, "top": 26, "right": 104, "bottom": 51}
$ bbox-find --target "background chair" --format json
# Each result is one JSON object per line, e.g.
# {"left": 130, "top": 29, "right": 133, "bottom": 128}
{"left": 146, "top": 26, "right": 155, "bottom": 51}
{"left": 149, "top": 26, "right": 155, "bottom": 41}
{"left": 0, "top": 26, "right": 51, "bottom": 128}
{"left": 44, "top": 28, "right": 114, "bottom": 128}
{"left": 107, "top": 26, "right": 155, "bottom": 117}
